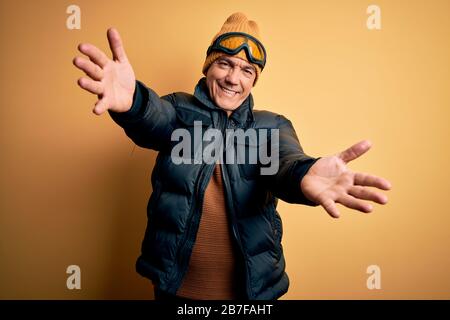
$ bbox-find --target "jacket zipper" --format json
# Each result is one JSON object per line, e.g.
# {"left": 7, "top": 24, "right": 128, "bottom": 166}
{"left": 221, "top": 164, "right": 253, "bottom": 299}
{"left": 219, "top": 113, "right": 253, "bottom": 300}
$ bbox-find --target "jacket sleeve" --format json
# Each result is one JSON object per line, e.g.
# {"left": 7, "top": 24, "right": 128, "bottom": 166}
{"left": 108, "top": 80, "right": 177, "bottom": 151}
{"left": 266, "top": 115, "right": 320, "bottom": 206}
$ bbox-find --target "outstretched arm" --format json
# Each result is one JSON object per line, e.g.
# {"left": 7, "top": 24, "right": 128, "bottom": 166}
{"left": 73, "top": 28, "right": 177, "bottom": 151}
{"left": 300, "top": 140, "right": 391, "bottom": 218}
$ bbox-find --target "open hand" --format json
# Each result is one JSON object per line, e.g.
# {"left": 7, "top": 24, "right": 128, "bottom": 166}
{"left": 300, "top": 140, "right": 391, "bottom": 218}
{"left": 73, "top": 28, "right": 136, "bottom": 115}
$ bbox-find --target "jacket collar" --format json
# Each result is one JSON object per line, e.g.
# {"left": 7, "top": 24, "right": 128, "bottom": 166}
{"left": 193, "top": 77, "right": 254, "bottom": 126}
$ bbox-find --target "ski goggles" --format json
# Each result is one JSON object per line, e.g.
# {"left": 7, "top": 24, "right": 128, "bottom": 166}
{"left": 206, "top": 32, "right": 267, "bottom": 70}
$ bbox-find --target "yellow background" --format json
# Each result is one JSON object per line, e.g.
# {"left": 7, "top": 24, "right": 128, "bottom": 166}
{"left": 1, "top": 0, "right": 449, "bottom": 299}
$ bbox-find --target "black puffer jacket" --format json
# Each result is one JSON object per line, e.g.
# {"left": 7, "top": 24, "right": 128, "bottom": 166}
{"left": 109, "top": 77, "right": 318, "bottom": 300}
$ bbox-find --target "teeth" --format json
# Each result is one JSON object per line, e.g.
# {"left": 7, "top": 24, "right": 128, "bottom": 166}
{"left": 221, "top": 86, "right": 236, "bottom": 96}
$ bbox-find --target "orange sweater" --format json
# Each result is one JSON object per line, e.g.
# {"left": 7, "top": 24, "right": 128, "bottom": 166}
{"left": 177, "top": 164, "right": 239, "bottom": 299}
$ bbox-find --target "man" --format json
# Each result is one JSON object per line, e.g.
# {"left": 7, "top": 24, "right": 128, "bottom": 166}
{"left": 73, "top": 13, "right": 391, "bottom": 300}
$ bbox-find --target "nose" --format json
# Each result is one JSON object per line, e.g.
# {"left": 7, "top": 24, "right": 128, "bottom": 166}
{"left": 224, "top": 67, "right": 240, "bottom": 86}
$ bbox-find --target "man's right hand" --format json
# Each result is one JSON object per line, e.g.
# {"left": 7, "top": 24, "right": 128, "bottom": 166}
{"left": 73, "top": 28, "right": 136, "bottom": 115}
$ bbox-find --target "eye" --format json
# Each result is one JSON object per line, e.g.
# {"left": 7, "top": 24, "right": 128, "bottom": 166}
{"left": 244, "top": 69, "right": 254, "bottom": 76}
{"left": 217, "top": 60, "right": 230, "bottom": 67}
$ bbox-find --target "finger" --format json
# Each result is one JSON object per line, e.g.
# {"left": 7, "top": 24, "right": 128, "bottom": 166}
{"left": 354, "top": 172, "right": 392, "bottom": 190}
{"left": 338, "top": 140, "right": 372, "bottom": 163}
{"left": 93, "top": 98, "right": 109, "bottom": 115}
{"left": 78, "top": 43, "right": 109, "bottom": 68}
{"left": 107, "top": 27, "right": 128, "bottom": 62}
{"left": 73, "top": 56, "right": 103, "bottom": 80}
{"left": 77, "top": 77, "right": 103, "bottom": 95}
{"left": 320, "top": 198, "right": 341, "bottom": 219}
{"left": 337, "top": 194, "right": 373, "bottom": 213}
{"left": 348, "top": 186, "right": 388, "bottom": 204}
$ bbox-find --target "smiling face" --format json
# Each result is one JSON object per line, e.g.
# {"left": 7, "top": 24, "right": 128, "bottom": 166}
{"left": 205, "top": 55, "right": 256, "bottom": 115}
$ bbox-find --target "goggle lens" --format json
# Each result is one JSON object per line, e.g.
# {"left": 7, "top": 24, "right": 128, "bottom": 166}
{"left": 218, "top": 35, "right": 265, "bottom": 62}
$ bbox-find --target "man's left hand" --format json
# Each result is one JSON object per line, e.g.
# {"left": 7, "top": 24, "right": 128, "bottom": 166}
{"left": 300, "top": 140, "right": 392, "bottom": 218}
